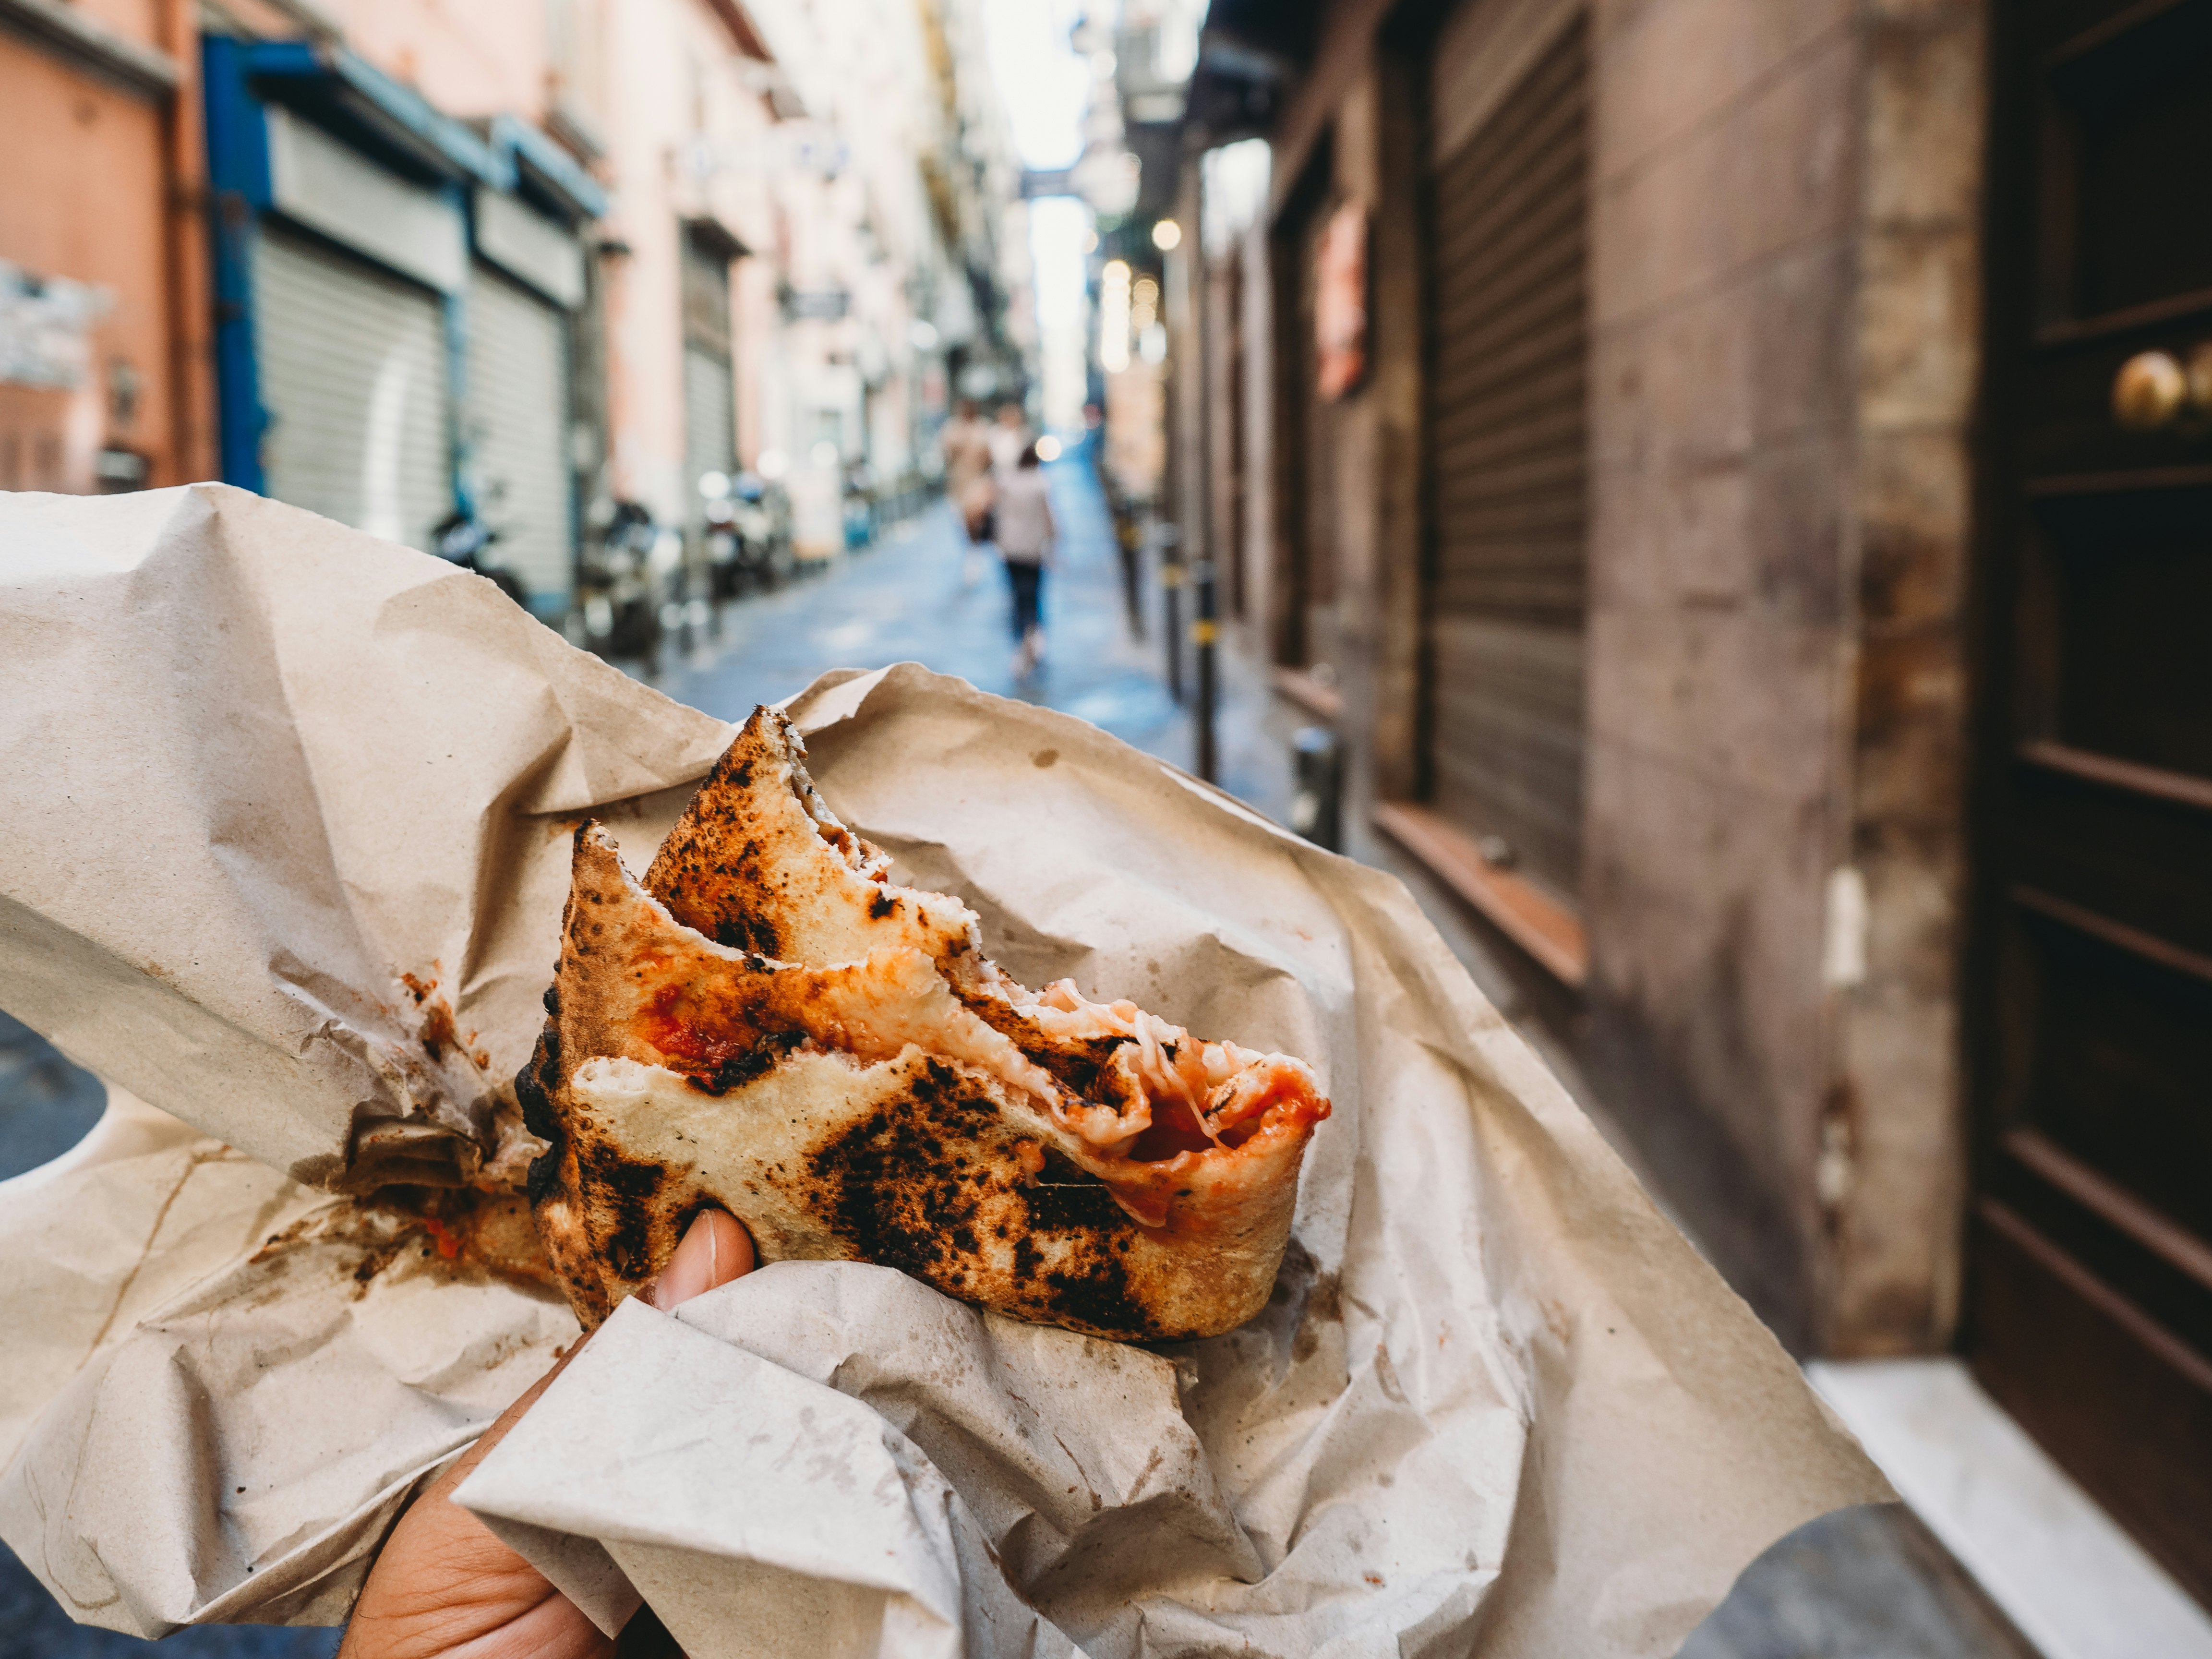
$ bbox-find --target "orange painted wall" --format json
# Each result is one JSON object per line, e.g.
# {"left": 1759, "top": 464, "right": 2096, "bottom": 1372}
{"left": 0, "top": 33, "right": 179, "bottom": 491}
{"left": 335, "top": 0, "right": 550, "bottom": 121}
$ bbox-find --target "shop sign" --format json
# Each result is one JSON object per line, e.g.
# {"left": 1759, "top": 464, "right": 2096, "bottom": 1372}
{"left": 1315, "top": 200, "right": 1368, "bottom": 401}
{"left": 0, "top": 261, "right": 111, "bottom": 390}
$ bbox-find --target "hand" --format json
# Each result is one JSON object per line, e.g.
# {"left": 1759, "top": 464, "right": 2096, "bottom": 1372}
{"left": 338, "top": 1210, "right": 755, "bottom": 1659}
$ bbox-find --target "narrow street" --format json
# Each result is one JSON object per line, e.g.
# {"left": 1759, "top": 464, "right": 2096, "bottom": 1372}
{"left": 641, "top": 446, "right": 1298, "bottom": 828}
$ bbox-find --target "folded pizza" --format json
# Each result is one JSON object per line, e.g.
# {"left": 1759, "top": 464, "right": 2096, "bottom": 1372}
{"left": 518, "top": 708, "right": 1330, "bottom": 1341}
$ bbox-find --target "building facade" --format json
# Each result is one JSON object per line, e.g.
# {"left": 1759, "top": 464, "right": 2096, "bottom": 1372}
{"left": 0, "top": 0, "right": 213, "bottom": 499}
{"left": 3, "top": 0, "right": 1025, "bottom": 622}
{"left": 1157, "top": 0, "right": 2210, "bottom": 1608}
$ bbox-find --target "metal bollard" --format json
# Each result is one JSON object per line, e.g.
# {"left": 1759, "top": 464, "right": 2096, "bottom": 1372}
{"left": 1289, "top": 726, "right": 1342, "bottom": 851}
{"left": 1154, "top": 522, "right": 1184, "bottom": 703}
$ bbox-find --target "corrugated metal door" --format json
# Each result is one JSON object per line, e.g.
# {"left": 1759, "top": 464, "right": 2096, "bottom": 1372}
{"left": 681, "top": 229, "right": 736, "bottom": 522}
{"left": 1420, "top": 15, "right": 1590, "bottom": 905}
{"left": 683, "top": 345, "right": 735, "bottom": 497}
{"left": 467, "top": 262, "right": 573, "bottom": 610}
{"left": 254, "top": 222, "right": 449, "bottom": 550}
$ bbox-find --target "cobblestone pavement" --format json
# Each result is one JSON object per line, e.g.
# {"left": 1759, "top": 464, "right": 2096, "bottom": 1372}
{"left": 0, "top": 448, "right": 2037, "bottom": 1655}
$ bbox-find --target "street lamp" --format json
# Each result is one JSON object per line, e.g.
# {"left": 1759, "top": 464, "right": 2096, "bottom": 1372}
{"left": 1151, "top": 218, "right": 1181, "bottom": 251}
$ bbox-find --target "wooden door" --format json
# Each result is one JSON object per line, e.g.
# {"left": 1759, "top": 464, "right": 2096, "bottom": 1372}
{"left": 1973, "top": 0, "right": 2212, "bottom": 1606}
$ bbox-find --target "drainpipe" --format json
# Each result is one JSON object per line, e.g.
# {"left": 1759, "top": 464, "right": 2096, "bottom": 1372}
{"left": 1192, "top": 227, "right": 1218, "bottom": 784}
{"left": 444, "top": 185, "right": 475, "bottom": 521}
{"left": 157, "top": 0, "right": 217, "bottom": 484}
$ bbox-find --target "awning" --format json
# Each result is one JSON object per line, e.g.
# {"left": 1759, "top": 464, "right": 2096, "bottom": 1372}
{"left": 242, "top": 40, "right": 504, "bottom": 188}
{"left": 485, "top": 113, "right": 607, "bottom": 222}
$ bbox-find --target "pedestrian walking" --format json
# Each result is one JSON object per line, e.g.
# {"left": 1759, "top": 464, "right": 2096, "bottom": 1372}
{"left": 941, "top": 400, "right": 997, "bottom": 586}
{"left": 995, "top": 441, "right": 1054, "bottom": 675}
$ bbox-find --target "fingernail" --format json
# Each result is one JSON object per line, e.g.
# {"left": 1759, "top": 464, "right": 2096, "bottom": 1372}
{"left": 649, "top": 1210, "right": 755, "bottom": 1310}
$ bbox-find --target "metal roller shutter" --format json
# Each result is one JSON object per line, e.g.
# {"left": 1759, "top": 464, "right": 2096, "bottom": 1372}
{"left": 1421, "top": 14, "right": 1590, "bottom": 906}
{"left": 1296, "top": 199, "right": 1341, "bottom": 671}
{"left": 683, "top": 344, "right": 735, "bottom": 499}
{"left": 681, "top": 228, "right": 736, "bottom": 524}
{"left": 467, "top": 262, "right": 574, "bottom": 611}
{"left": 254, "top": 222, "right": 450, "bottom": 551}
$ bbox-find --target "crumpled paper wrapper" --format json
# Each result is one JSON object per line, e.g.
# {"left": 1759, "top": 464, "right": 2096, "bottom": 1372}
{"left": 0, "top": 484, "right": 1888, "bottom": 1655}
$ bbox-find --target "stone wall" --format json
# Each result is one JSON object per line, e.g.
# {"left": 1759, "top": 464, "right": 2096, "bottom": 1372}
{"left": 1244, "top": 0, "right": 1986, "bottom": 1355}
{"left": 1580, "top": 0, "right": 1983, "bottom": 1353}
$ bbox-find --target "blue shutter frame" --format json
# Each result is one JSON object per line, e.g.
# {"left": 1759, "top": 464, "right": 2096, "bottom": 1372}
{"left": 199, "top": 38, "right": 508, "bottom": 517}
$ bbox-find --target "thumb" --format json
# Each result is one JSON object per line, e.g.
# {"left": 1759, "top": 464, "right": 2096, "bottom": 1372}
{"left": 648, "top": 1209, "right": 755, "bottom": 1310}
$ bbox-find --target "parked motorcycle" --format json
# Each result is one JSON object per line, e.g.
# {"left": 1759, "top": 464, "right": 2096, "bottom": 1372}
{"left": 730, "top": 470, "right": 794, "bottom": 589}
{"left": 574, "top": 498, "right": 668, "bottom": 661}
{"left": 431, "top": 510, "right": 530, "bottom": 610}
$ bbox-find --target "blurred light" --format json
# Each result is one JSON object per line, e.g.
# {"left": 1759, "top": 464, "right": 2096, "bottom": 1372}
{"left": 1036, "top": 434, "right": 1063, "bottom": 462}
{"left": 698, "top": 469, "right": 730, "bottom": 499}
{"left": 1151, "top": 218, "right": 1182, "bottom": 251}
{"left": 810, "top": 440, "right": 841, "bottom": 469}
{"left": 909, "top": 319, "right": 941, "bottom": 351}
{"left": 1131, "top": 274, "right": 1159, "bottom": 335}
{"left": 1090, "top": 49, "right": 1117, "bottom": 76}
{"left": 1099, "top": 259, "right": 1131, "bottom": 374}
{"left": 1139, "top": 323, "right": 1166, "bottom": 365}
{"left": 757, "top": 447, "right": 789, "bottom": 480}
{"left": 1082, "top": 230, "right": 1099, "bottom": 253}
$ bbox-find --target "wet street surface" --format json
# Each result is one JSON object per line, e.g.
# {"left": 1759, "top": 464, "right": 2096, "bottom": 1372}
{"left": 637, "top": 451, "right": 1300, "bottom": 823}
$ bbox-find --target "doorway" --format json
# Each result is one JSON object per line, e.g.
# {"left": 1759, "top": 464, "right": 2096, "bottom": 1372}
{"left": 1973, "top": 0, "right": 2212, "bottom": 1607}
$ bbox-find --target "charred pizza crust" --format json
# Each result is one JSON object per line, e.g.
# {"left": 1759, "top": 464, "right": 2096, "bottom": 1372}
{"left": 519, "top": 709, "right": 1330, "bottom": 1342}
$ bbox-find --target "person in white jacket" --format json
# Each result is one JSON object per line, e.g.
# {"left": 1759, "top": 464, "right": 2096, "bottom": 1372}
{"left": 993, "top": 441, "right": 1054, "bottom": 673}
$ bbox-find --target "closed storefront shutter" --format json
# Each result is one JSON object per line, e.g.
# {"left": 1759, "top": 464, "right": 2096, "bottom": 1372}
{"left": 468, "top": 261, "right": 574, "bottom": 610}
{"left": 1296, "top": 199, "right": 1341, "bottom": 672}
{"left": 1269, "top": 158, "right": 1340, "bottom": 673}
{"left": 1422, "top": 15, "right": 1590, "bottom": 906}
{"left": 683, "top": 344, "right": 735, "bottom": 499}
{"left": 681, "top": 228, "right": 736, "bottom": 520}
{"left": 254, "top": 222, "right": 450, "bottom": 551}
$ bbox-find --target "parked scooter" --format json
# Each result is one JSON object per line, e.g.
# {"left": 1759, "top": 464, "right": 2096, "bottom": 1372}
{"left": 432, "top": 510, "right": 530, "bottom": 609}
{"left": 730, "top": 471, "right": 794, "bottom": 589}
{"left": 574, "top": 498, "right": 668, "bottom": 661}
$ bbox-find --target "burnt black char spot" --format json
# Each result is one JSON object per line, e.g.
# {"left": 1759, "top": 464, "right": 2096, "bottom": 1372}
{"left": 697, "top": 1029, "right": 806, "bottom": 1095}
{"left": 808, "top": 1061, "right": 1157, "bottom": 1336}
{"left": 1042, "top": 1255, "right": 1148, "bottom": 1336}
{"left": 517, "top": 1028, "right": 563, "bottom": 1204}
{"left": 1028, "top": 1036, "right": 1129, "bottom": 1105}
{"left": 868, "top": 889, "right": 898, "bottom": 919}
{"left": 1022, "top": 1147, "right": 1124, "bottom": 1229}
{"left": 712, "top": 914, "right": 782, "bottom": 958}
{"left": 809, "top": 1060, "right": 1004, "bottom": 1280}
{"left": 582, "top": 1143, "right": 667, "bottom": 1279}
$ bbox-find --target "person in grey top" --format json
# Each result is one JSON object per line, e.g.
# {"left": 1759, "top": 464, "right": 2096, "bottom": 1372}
{"left": 994, "top": 442, "right": 1055, "bottom": 673}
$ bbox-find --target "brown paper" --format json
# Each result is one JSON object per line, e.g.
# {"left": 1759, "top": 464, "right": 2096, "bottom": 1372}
{"left": 0, "top": 485, "right": 1889, "bottom": 1653}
